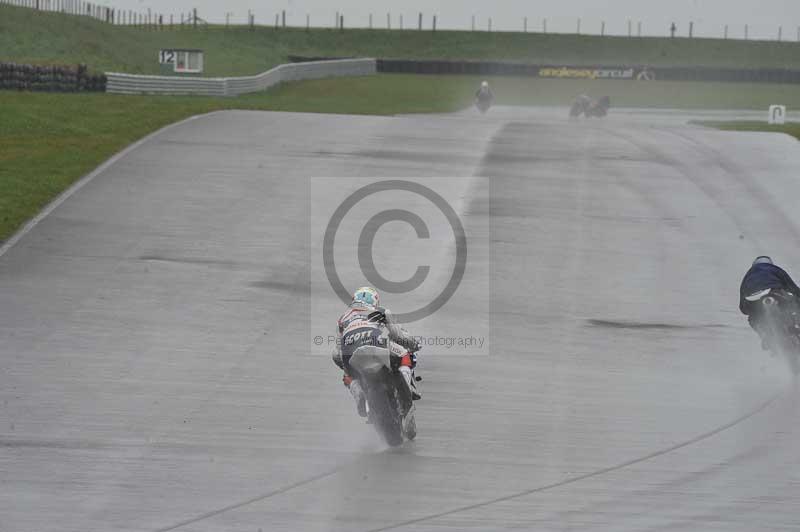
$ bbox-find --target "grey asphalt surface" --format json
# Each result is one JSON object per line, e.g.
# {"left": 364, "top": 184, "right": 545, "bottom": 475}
{"left": 3, "top": 106, "right": 800, "bottom": 532}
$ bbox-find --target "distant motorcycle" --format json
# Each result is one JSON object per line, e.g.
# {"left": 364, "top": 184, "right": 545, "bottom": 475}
{"left": 745, "top": 288, "right": 800, "bottom": 370}
{"left": 475, "top": 92, "right": 493, "bottom": 114}
{"left": 570, "top": 95, "right": 611, "bottom": 118}
{"left": 348, "top": 341, "right": 420, "bottom": 446}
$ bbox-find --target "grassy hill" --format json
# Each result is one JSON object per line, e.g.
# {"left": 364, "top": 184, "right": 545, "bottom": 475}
{"left": 4, "top": 4, "right": 800, "bottom": 76}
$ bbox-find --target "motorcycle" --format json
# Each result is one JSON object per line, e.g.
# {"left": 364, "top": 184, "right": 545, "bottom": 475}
{"left": 348, "top": 342, "right": 420, "bottom": 446}
{"left": 475, "top": 92, "right": 493, "bottom": 114}
{"left": 570, "top": 95, "right": 610, "bottom": 118}
{"left": 745, "top": 288, "right": 800, "bottom": 370}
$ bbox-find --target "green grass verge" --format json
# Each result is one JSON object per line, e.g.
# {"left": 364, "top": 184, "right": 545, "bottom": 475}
{"left": 5, "top": 4, "right": 800, "bottom": 76}
{"left": 3, "top": 73, "right": 799, "bottom": 243}
{"left": 694, "top": 121, "right": 800, "bottom": 140}
{"left": 260, "top": 75, "right": 800, "bottom": 112}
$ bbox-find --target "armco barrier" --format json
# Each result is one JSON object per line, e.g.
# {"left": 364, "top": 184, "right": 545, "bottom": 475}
{"left": 106, "top": 58, "right": 376, "bottom": 96}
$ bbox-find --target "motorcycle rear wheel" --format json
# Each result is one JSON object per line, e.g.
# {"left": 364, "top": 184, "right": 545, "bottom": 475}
{"left": 367, "top": 377, "right": 404, "bottom": 446}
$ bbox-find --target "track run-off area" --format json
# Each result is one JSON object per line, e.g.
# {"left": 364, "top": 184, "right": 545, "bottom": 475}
{"left": 3, "top": 106, "right": 800, "bottom": 531}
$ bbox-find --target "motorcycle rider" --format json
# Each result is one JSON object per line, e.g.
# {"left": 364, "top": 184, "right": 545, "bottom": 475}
{"left": 739, "top": 256, "right": 800, "bottom": 348}
{"left": 332, "top": 287, "right": 421, "bottom": 417}
{"left": 570, "top": 94, "right": 592, "bottom": 117}
{"left": 475, "top": 80, "right": 494, "bottom": 104}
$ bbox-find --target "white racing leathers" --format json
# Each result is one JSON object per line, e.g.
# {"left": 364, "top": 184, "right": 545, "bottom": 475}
{"left": 332, "top": 303, "right": 421, "bottom": 414}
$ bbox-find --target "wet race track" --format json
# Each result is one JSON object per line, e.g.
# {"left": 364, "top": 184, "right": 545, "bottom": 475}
{"left": 3, "top": 106, "right": 800, "bottom": 531}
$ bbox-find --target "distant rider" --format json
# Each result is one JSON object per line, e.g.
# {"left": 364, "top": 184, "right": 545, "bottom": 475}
{"left": 475, "top": 80, "right": 494, "bottom": 104}
{"left": 739, "top": 256, "right": 800, "bottom": 348}
{"left": 332, "top": 287, "right": 421, "bottom": 417}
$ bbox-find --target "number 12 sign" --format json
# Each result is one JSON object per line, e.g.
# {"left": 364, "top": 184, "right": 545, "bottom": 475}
{"left": 159, "top": 50, "right": 176, "bottom": 64}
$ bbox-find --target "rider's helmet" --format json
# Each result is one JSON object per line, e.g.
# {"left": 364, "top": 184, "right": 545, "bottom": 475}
{"left": 753, "top": 256, "right": 774, "bottom": 266}
{"left": 352, "top": 286, "right": 380, "bottom": 308}
{"left": 481, "top": 80, "right": 489, "bottom": 88}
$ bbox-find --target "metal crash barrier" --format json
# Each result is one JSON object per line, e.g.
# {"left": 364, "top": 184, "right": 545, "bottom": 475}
{"left": 106, "top": 58, "right": 377, "bottom": 96}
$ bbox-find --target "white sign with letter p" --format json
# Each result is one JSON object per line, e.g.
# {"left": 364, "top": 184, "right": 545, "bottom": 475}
{"left": 768, "top": 105, "right": 786, "bottom": 125}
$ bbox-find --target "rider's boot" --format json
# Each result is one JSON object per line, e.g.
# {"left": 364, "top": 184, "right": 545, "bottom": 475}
{"left": 347, "top": 377, "right": 368, "bottom": 417}
{"left": 399, "top": 365, "right": 421, "bottom": 401}
{"left": 755, "top": 327, "right": 771, "bottom": 351}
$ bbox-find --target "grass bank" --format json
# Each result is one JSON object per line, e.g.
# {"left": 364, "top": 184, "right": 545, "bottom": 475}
{"left": 259, "top": 75, "right": 800, "bottom": 112}
{"left": 4, "top": 4, "right": 800, "bottom": 76}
